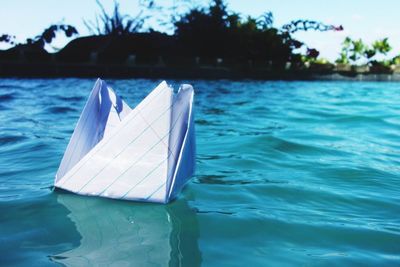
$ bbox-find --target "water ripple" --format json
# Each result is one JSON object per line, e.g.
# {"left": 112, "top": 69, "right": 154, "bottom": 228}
{"left": 0, "top": 79, "right": 399, "bottom": 266}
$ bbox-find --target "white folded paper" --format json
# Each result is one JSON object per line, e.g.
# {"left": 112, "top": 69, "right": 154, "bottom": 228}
{"left": 54, "top": 79, "right": 195, "bottom": 203}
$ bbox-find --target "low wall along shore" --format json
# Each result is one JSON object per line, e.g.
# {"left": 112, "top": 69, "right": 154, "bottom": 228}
{"left": 1, "top": 60, "right": 400, "bottom": 81}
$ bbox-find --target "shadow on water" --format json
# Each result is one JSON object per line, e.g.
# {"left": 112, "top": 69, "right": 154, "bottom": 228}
{"left": 51, "top": 192, "right": 202, "bottom": 267}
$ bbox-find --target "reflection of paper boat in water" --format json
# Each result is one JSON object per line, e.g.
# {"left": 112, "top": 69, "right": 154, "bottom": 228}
{"left": 52, "top": 194, "right": 201, "bottom": 266}
{"left": 54, "top": 79, "right": 195, "bottom": 203}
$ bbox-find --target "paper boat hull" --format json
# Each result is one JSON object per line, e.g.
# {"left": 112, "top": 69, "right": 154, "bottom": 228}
{"left": 54, "top": 80, "right": 195, "bottom": 203}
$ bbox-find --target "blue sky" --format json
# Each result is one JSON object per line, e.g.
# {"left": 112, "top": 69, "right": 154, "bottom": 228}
{"left": 1, "top": 0, "right": 399, "bottom": 61}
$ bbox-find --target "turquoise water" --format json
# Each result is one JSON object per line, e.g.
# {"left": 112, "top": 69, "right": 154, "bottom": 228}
{"left": 0, "top": 79, "right": 399, "bottom": 266}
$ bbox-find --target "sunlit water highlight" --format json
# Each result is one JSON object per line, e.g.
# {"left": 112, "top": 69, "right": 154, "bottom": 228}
{"left": 0, "top": 79, "right": 399, "bottom": 266}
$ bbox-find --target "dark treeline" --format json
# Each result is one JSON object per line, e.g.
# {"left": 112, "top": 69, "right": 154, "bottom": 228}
{"left": 0, "top": 0, "right": 350, "bottom": 78}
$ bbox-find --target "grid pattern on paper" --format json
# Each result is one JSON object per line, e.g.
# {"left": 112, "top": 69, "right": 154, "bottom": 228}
{"left": 57, "top": 82, "right": 174, "bottom": 202}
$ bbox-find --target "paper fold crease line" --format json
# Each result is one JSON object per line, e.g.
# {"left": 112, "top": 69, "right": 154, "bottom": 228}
{"left": 54, "top": 79, "right": 195, "bottom": 203}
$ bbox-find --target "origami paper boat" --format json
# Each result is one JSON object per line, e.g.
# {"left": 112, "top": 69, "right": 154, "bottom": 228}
{"left": 54, "top": 79, "right": 195, "bottom": 203}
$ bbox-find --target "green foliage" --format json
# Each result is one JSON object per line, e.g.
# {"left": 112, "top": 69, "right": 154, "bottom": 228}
{"left": 349, "top": 39, "right": 365, "bottom": 62}
{"left": 392, "top": 55, "right": 400, "bottom": 65}
{"left": 336, "top": 38, "right": 350, "bottom": 64}
{"left": 336, "top": 37, "right": 393, "bottom": 66}
{"left": 364, "top": 38, "right": 391, "bottom": 60}
{"left": 372, "top": 38, "right": 391, "bottom": 55}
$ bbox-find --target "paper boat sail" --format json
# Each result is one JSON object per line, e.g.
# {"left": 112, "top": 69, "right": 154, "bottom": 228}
{"left": 54, "top": 79, "right": 195, "bottom": 203}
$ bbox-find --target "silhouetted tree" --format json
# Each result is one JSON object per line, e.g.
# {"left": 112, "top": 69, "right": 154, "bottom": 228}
{"left": 282, "top": 20, "right": 343, "bottom": 33}
{"left": 84, "top": 0, "right": 156, "bottom": 35}
{"left": 173, "top": 0, "right": 342, "bottom": 68}
{"left": 174, "top": 0, "right": 294, "bottom": 67}
{"left": 0, "top": 34, "right": 15, "bottom": 45}
{"left": 1, "top": 0, "right": 345, "bottom": 71}
{"left": 1, "top": 25, "right": 77, "bottom": 48}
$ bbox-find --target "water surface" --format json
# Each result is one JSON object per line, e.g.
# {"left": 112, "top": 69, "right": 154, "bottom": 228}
{"left": 0, "top": 79, "right": 399, "bottom": 266}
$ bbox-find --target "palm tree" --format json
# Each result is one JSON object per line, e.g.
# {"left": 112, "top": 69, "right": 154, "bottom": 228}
{"left": 336, "top": 37, "right": 352, "bottom": 64}
{"left": 349, "top": 38, "right": 365, "bottom": 63}
{"left": 372, "top": 38, "right": 391, "bottom": 57}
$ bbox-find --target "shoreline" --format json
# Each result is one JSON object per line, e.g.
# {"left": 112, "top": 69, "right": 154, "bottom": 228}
{"left": 1, "top": 62, "right": 400, "bottom": 81}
